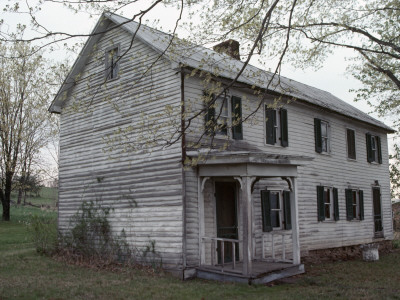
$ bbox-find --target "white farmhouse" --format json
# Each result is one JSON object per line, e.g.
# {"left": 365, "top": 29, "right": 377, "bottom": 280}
{"left": 50, "top": 12, "right": 395, "bottom": 284}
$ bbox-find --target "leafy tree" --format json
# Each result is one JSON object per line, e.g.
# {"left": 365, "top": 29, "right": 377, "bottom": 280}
{"left": 0, "top": 42, "right": 53, "bottom": 221}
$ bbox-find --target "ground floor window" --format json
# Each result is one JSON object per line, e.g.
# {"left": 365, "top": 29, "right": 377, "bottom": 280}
{"left": 345, "top": 189, "right": 364, "bottom": 220}
{"left": 261, "top": 190, "right": 291, "bottom": 232}
{"left": 317, "top": 186, "right": 339, "bottom": 221}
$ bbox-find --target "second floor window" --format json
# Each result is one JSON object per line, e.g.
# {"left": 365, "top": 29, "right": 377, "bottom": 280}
{"left": 265, "top": 106, "right": 288, "bottom": 147}
{"left": 105, "top": 46, "right": 119, "bottom": 80}
{"left": 366, "top": 133, "right": 382, "bottom": 164}
{"left": 314, "top": 118, "right": 330, "bottom": 153}
{"left": 204, "top": 93, "right": 243, "bottom": 140}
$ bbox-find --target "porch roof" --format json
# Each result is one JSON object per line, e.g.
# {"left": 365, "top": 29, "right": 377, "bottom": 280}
{"left": 188, "top": 151, "right": 313, "bottom": 177}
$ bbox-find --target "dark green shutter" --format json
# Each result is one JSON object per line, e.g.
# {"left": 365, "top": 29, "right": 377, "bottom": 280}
{"left": 231, "top": 96, "right": 243, "bottom": 140}
{"left": 314, "top": 118, "right": 322, "bottom": 153}
{"left": 345, "top": 189, "right": 353, "bottom": 221}
{"left": 283, "top": 191, "right": 292, "bottom": 230}
{"left": 317, "top": 186, "right": 325, "bottom": 221}
{"left": 280, "top": 109, "right": 289, "bottom": 147}
{"left": 347, "top": 129, "right": 356, "bottom": 159}
{"left": 261, "top": 190, "right": 272, "bottom": 232}
{"left": 265, "top": 108, "right": 276, "bottom": 145}
{"left": 366, "top": 133, "right": 373, "bottom": 162}
{"left": 333, "top": 187, "right": 339, "bottom": 221}
{"left": 359, "top": 190, "right": 364, "bottom": 220}
{"left": 204, "top": 93, "right": 215, "bottom": 135}
{"left": 376, "top": 136, "right": 382, "bottom": 164}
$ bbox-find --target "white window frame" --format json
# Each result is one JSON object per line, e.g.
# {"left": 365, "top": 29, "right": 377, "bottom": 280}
{"left": 269, "top": 190, "right": 283, "bottom": 230}
{"left": 350, "top": 189, "right": 360, "bottom": 220}
{"left": 214, "top": 95, "right": 231, "bottom": 136}
{"left": 320, "top": 120, "right": 330, "bottom": 153}
{"left": 324, "top": 187, "right": 334, "bottom": 220}
{"left": 371, "top": 135, "right": 379, "bottom": 163}
{"left": 264, "top": 104, "right": 281, "bottom": 146}
{"left": 105, "top": 45, "right": 120, "bottom": 81}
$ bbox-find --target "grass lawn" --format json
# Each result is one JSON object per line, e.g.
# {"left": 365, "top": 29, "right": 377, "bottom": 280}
{"left": 10, "top": 186, "right": 58, "bottom": 208}
{"left": 1, "top": 205, "right": 400, "bottom": 299}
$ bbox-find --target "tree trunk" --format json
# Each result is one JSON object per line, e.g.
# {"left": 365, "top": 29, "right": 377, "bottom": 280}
{"left": 17, "top": 187, "right": 22, "bottom": 205}
{"left": 2, "top": 171, "right": 14, "bottom": 221}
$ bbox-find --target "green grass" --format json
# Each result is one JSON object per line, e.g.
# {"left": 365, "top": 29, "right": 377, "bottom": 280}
{"left": 10, "top": 186, "right": 58, "bottom": 207}
{"left": 1, "top": 205, "right": 400, "bottom": 299}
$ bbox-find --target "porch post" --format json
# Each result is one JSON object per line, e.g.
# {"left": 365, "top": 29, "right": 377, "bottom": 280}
{"left": 198, "top": 176, "right": 209, "bottom": 265}
{"left": 290, "top": 176, "right": 301, "bottom": 264}
{"left": 241, "top": 176, "right": 253, "bottom": 275}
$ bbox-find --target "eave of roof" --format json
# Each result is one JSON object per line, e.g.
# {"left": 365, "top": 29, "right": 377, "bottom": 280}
{"left": 50, "top": 12, "right": 395, "bottom": 134}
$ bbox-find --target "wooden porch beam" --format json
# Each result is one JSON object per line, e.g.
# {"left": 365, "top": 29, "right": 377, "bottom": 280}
{"left": 241, "top": 176, "right": 253, "bottom": 275}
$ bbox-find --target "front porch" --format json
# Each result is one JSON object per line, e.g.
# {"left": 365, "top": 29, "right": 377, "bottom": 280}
{"left": 193, "top": 152, "right": 312, "bottom": 283}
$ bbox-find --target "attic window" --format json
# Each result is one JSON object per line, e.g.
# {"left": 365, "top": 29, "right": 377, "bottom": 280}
{"left": 105, "top": 46, "right": 120, "bottom": 80}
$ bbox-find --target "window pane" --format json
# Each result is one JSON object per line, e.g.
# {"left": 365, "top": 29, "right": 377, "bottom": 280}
{"left": 321, "top": 122, "right": 327, "bottom": 136}
{"left": 322, "top": 138, "right": 327, "bottom": 152}
{"left": 324, "top": 190, "right": 330, "bottom": 203}
{"left": 271, "top": 211, "right": 280, "bottom": 228}
{"left": 270, "top": 192, "right": 280, "bottom": 209}
{"left": 215, "top": 97, "right": 228, "bottom": 118}
{"left": 325, "top": 203, "right": 330, "bottom": 219}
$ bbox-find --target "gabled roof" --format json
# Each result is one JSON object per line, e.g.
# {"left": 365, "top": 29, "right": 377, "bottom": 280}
{"left": 50, "top": 12, "right": 394, "bottom": 133}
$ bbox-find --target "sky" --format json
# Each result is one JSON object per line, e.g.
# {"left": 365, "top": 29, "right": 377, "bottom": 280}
{"left": 1, "top": 0, "right": 396, "bottom": 149}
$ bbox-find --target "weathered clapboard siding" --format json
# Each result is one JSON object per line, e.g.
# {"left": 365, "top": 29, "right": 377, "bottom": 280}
{"left": 183, "top": 74, "right": 392, "bottom": 264}
{"left": 58, "top": 22, "right": 185, "bottom": 269}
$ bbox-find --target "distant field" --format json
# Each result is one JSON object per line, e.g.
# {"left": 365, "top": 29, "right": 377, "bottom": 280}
{"left": 10, "top": 186, "right": 58, "bottom": 208}
{"left": 1, "top": 205, "right": 400, "bottom": 299}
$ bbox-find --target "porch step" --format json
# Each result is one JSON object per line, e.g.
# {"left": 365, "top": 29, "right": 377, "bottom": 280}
{"left": 196, "top": 262, "right": 305, "bottom": 285}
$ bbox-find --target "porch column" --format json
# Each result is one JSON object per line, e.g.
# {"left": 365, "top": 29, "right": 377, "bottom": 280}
{"left": 290, "top": 176, "right": 301, "bottom": 264}
{"left": 198, "top": 176, "right": 209, "bottom": 265}
{"left": 241, "top": 176, "right": 253, "bottom": 275}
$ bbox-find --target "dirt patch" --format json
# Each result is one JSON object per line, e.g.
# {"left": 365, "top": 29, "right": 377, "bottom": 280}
{"left": 302, "top": 240, "right": 393, "bottom": 265}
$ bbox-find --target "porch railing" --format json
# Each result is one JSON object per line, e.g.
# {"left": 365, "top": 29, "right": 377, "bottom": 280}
{"left": 201, "top": 236, "right": 240, "bottom": 271}
{"left": 261, "top": 231, "right": 293, "bottom": 263}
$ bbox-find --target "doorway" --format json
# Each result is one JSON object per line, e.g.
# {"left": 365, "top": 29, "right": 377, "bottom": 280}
{"left": 215, "top": 181, "right": 239, "bottom": 263}
{"left": 372, "top": 187, "right": 383, "bottom": 235}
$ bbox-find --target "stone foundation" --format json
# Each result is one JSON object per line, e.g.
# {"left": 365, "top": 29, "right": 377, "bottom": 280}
{"left": 302, "top": 240, "right": 393, "bottom": 264}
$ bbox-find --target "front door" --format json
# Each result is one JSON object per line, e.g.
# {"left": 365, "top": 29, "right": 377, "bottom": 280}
{"left": 373, "top": 187, "right": 383, "bottom": 235}
{"left": 215, "top": 182, "right": 238, "bottom": 263}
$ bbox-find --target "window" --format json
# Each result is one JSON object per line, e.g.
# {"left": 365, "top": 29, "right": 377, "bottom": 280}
{"left": 317, "top": 186, "right": 339, "bottom": 221}
{"left": 314, "top": 118, "right": 330, "bottom": 153}
{"left": 265, "top": 106, "right": 288, "bottom": 147}
{"left": 261, "top": 190, "right": 291, "bottom": 232}
{"left": 105, "top": 46, "right": 119, "bottom": 80}
{"left": 366, "top": 133, "right": 382, "bottom": 163}
{"left": 346, "top": 128, "right": 356, "bottom": 159}
{"left": 345, "top": 189, "right": 364, "bottom": 220}
{"left": 204, "top": 93, "right": 243, "bottom": 139}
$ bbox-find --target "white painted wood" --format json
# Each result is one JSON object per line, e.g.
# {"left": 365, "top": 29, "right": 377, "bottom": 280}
{"left": 291, "top": 177, "right": 301, "bottom": 264}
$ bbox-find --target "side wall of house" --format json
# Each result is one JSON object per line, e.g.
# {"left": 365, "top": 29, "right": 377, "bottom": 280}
{"left": 183, "top": 75, "right": 393, "bottom": 265}
{"left": 58, "top": 22, "right": 184, "bottom": 269}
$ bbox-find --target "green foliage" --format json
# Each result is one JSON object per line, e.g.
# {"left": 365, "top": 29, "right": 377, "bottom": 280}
{"left": 26, "top": 213, "right": 58, "bottom": 255}
{"left": 393, "top": 239, "right": 400, "bottom": 249}
{"left": 142, "top": 240, "right": 162, "bottom": 271}
{"left": 390, "top": 143, "right": 400, "bottom": 198}
{"left": 60, "top": 201, "right": 131, "bottom": 261}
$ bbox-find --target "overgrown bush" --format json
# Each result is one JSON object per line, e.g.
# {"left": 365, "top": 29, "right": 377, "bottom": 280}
{"left": 27, "top": 214, "right": 58, "bottom": 255}
{"left": 59, "top": 200, "right": 132, "bottom": 263}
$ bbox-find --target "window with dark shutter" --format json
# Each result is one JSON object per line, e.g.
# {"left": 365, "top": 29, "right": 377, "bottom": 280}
{"left": 333, "top": 187, "right": 339, "bottom": 221}
{"left": 345, "top": 189, "right": 353, "bottom": 221}
{"left": 317, "top": 186, "right": 325, "bottom": 221}
{"left": 265, "top": 108, "right": 276, "bottom": 145}
{"left": 366, "top": 133, "right": 383, "bottom": 164}
{"left": 261, "top": 190, "right": 272, "bottom": 232}
{"left": 345, "top": 188, "right": 363, "bottom": 221}
{"left": 314, "top": 118, "right": 322, "bottom": 153}
{"left": 231, "top": 96, "right": 243, "bottom": 140}
{"left": 204, "top": 93, "right": 215, "bottom": 135}
{"left": 280, "top": 109, "right": 289, "bottom": 147}
{"left": 283, "top": 191, "right": 292, "bottom": 230}
{"left": 346, "top": 129, "right": 356, "bottom": 159}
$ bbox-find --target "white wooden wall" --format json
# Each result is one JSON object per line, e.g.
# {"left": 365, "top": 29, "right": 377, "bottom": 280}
{"left": 183, "top": 75, "right": 393, "bottom": 265}
{"left": 58, "top": 23, "right": 184, "bottom": 269}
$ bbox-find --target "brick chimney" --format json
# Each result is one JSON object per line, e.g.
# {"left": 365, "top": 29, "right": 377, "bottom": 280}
{"left": 213, "top": 39, "right": 240, "bottom": 60}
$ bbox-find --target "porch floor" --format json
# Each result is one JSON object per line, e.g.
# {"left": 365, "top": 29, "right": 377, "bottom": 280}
{"left": 196, "top": 261, "right": 304, "bottom": 284}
